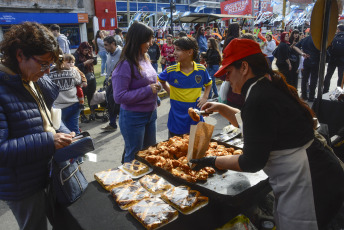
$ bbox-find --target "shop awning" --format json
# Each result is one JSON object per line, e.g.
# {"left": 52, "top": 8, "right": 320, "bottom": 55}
{"left": 173, "top": 13, "right": 255, "bottom": 23}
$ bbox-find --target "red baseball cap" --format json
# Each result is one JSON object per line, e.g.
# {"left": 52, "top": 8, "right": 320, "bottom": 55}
{"left": 214, "top": 38, "right": 264, "bottom": 77}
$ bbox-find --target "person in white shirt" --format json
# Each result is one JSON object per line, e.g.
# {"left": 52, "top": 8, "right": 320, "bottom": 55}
{"left": 261, "top": 34, "right": 276, "bottom": 66}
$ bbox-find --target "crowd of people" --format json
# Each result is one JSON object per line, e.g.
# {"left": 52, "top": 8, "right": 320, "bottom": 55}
{"left": 0, "top": 20, "right": 344, "bottom": 230}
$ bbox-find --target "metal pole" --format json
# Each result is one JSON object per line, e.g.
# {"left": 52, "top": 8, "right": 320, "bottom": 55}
{"left": 315, "top": 0, "right": 332, "bottom": 113}
{"left": 170, "top": 1, "right": 174, "bottom": 36}
{"left": 127, "top": 0, "right": 130, "bottom": 28}
{"left": 282, "top": 0, "right": 286, "bottom": 30}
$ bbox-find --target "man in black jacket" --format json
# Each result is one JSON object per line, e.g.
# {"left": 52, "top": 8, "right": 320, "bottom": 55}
{"left": 148, "top": 37, "right": 160, "bottom": 73}
{"left": 294, "top": 35, "right": 320, "bottom": 102}
{"left": 323, "top": 24, "right": 344, "bottom": 93}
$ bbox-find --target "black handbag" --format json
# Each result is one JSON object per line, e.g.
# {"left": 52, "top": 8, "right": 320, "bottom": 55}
{"left": 50, "top": 159, "right": 88, "bottom": 205}
{"left": 54, "top": 132, "right": 95, "bottom": 162}
{"left": 85, "top": 72, "right": 95, "bottom": 81}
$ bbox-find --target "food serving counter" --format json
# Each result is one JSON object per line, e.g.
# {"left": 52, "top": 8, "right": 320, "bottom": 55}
{"left": 53, "top": 166, "right": 271, "bottom": 230}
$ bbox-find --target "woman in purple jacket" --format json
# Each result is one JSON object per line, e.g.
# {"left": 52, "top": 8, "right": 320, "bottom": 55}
{"left": 112, "top": 22, "right": 160, "bottom": 163}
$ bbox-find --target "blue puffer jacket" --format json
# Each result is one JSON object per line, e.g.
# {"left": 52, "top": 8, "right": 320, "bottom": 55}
{"left": 0, "top": 69, "right": 59, "bottom": 201}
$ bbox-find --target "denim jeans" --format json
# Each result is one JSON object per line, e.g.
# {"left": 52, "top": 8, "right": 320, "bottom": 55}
{"left": 151, "top": 62, "right": 158, "bottom": 73}
{"left": 98, "top": 50, "right": 107, "bottom": 74}
{"left": 207, "top": 65, "right": 219, "bottom": 98}
{"left": 119, "top": 109, "right": 157, "bottom": 162}
{"left": 61, "top": 102, "right": 81, "bottom": 134}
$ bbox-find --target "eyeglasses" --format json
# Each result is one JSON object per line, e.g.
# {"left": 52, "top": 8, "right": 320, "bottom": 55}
{"left": 31, "top": 56, "right": 56, "bottom": 72}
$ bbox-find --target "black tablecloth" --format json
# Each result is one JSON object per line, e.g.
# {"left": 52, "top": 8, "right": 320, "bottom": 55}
{"left": 54, "top": 173, "right": 271, "bottom": 230}
{"left": 313, "top": 93, "right": 344, "bottom": 137}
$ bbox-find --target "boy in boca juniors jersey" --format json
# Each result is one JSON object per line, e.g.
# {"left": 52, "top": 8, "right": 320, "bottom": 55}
{"left": 158, "top": 37, "right": 212, "bottom": 137}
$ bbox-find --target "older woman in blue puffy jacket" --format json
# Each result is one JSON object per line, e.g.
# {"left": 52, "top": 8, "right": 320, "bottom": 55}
{"left": 0, "top": 22, "right": 74, "bottom": 230}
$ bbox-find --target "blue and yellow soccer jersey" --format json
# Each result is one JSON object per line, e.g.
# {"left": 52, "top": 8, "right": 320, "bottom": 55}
{"left": 158, "top": 62, "right": 212, "bottom": 134}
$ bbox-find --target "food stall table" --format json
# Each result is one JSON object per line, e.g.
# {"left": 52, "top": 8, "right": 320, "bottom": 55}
{"left": 53, "top": 169, "right": 271, "bottom": 230}
{"left": 313, "top": 93, "right": 344, "bottom": 137}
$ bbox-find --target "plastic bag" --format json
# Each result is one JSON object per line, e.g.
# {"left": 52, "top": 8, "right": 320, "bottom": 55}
{"left": 217, "top": 214, "right": 258, "bottom": 230}
{"left": 219, "top": 81, "right": 230, "bottom": 104}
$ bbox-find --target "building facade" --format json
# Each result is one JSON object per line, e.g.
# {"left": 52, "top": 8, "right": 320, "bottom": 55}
{"left": 0, "top": 0, "right": 89, "bottom": 48}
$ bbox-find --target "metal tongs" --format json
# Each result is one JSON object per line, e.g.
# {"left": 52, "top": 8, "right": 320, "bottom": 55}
{"left": 193, "top": 109, "right": 213, "bottom": 116}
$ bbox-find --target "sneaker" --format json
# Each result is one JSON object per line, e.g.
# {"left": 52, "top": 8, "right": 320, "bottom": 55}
{"left": 101, "top": 124, "right": 117, "bottom": 132}
{"left": 101, "top": 73, "right": 107, "bottom": 76}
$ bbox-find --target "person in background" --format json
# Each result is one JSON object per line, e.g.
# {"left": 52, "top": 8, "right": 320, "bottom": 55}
{"left": 0, "top": 21, "right": 74, "bottom": 230}
{"left": 148, "top": 36, "right": 160, "bottom": 73}
{"left": 159, "top": 36, "right": 212, "bottom": 137}
{"left": 63, "top": 54, "right": 88, "bottom": 107}
{"left": 275, "top": 32, "right": 292, "bottom": 86}
{"left": 48, "top": 50, "right": 82, "bottom": 135}
{"left": 205, "top": 26, "right": 214, "bottom": 40}
{"left": 95, "top": 30, "right": 107, "bottom": 76}
{"left": 50, "top": 24, "right": 71, "bottom": 54}
{"left": 323, "top": 24, "right": 344, "bottom": 93}
{"left": 114, "top": 28, "right": 124, "bottom": 47}
{"left": 293, "top": 34, "right": 320, "bottom": 102}
{"left": 223, "top": 22, "right": 244, "bottom": 109}
{"left": 113, "top": 22, "right": 159, "bottom": 163}
{"left": 73, "top": 42, "right": 98, "bottom": 122}
{"left": 205, "top": 37, "right": 221, "bottom": 99}
{"left": 191, "top": 38, "right": 344, "bottom": 230}
{"left": 199, "top": 52, "right": 207, "bottom": 67}
{"left": 261, "top": 34, "right": 276, "bottom": 67}
{"left": 223, "top": 23, "right": 240, "bottom": 49}
{"left": 289, "top": 29, "right": 301, "bottom": 89}
{"left": 195, "top": 26, "right": 207, "bottom": 53}
{"left": 161, "top": 34, "right": 175, "bottom": 70}
{"left": 102, "top": 36, "right": 122, "bottom": 132}
{"left": 241, "top": 33, "right": 256, "bottom": 41}
{"left": 178, "top": 31, "right": 187, "bottom": 38}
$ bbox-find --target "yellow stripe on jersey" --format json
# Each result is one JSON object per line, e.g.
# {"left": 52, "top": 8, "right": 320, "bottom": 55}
{"left": 170, "top": 85, "right": 202, "bottom": 102}
{"left": 204, "top": 80, "right": 213, "bottom": 87}
{"left": 157, "top": 76, "right": 165, "bottom": 82}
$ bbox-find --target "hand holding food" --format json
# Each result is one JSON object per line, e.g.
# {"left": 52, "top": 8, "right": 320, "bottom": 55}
{"left": 188, "top": 108, "right": 200, "bottom": 122}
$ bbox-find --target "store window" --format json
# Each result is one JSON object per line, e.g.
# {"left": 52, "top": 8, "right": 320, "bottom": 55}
{"left": 2, "top": 24, "right": 80, "bottom": 49}
{"left": 59, "top": 25, "right": 81, "bottom": 49}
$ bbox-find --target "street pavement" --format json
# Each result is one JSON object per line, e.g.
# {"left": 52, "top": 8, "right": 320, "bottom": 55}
{"left": 0, "top": 66, "right": 343, "bottom": 229}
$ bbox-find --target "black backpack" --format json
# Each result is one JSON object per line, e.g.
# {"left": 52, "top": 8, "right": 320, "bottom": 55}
{"left": 330, "top": 33, "right": 344, "bottom": 56}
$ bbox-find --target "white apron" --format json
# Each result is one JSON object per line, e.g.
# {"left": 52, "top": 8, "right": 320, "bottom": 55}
{"left": 239, "top": 78, "right": 319, "bottom": 230}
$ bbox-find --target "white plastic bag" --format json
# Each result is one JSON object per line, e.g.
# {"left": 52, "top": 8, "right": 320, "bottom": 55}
{"left": 219, "top": 81, "right": 230, "bottom": 104}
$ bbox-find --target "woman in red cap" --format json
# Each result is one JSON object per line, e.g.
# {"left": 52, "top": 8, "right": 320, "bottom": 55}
{"left": 191, "top": 38, "right": 344, "bottom": 230}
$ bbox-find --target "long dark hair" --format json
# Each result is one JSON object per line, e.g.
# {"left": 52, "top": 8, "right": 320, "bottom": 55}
{"left": 195, "top": 26, "right": 204, "bottom": 41}
{"left": 94, "top": 30, "right": 102, "bottom": 54}
{"left": 231, "top": 53, "right": 316, "bottom": 129}
{"left": 223, "top": 23, "right": 240, "bottom": 50}
{"left": 117, "top": 22, "right": 153, "bottom": 78}
{"left": 289, "top": 30, "right": 300, "bottom": 44}
{"left": 76, "top": 42, "right": 94, "bottom": 73}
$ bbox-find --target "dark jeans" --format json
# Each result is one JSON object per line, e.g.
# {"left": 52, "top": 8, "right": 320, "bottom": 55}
{"left": 301, "top": 62, "right": 319, "bottom": 100}
{"left": 207, "top": 65, "right": 219, "bottom": 98}
{"left": 323, "top": 61, "right": 344, "bottom": 93}
{"left": 151, "top": 62, "right": 158, "bottom": 73}
{"left": 61, "top": 102, "right": 81, "bottom": 134}
{"left": 290, "top": 60, "right": 299, "bottom": 89}
{"left": 82, "top": 77, "right": 96, "bottom": 109}
{"left": 119, "top": 109, "right": 157, "bottom": 162}
{"left": 106, "top": 81, "right": 119, "bottom": 128}
{"left": 276, "top": 62, "right": 292, "bottom": 85}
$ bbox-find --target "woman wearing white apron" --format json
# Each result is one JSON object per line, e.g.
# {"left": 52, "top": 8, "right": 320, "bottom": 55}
{"left": 191, "top": 39, "right": 344, "bottom": 230}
